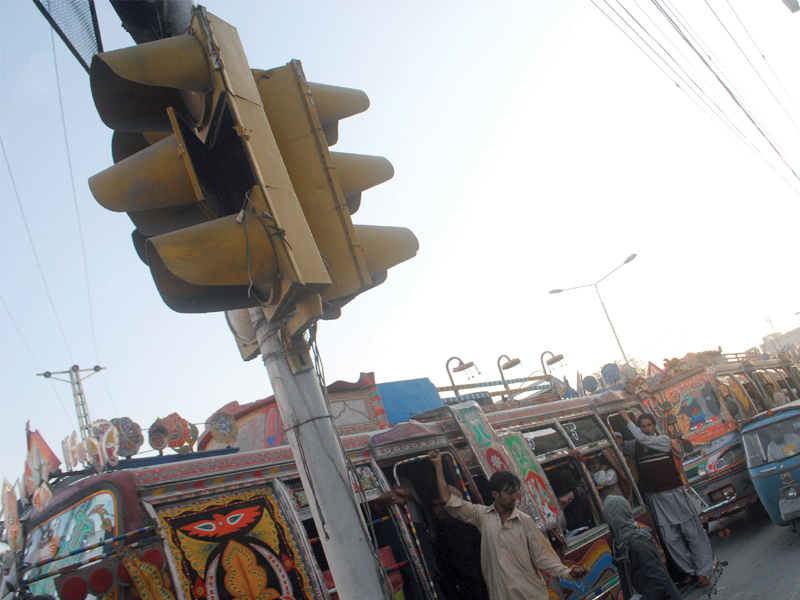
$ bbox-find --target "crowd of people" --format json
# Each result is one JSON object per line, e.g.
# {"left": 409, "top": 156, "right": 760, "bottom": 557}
{"left": 421, "top": 408, "right": 716, "bottom": 600}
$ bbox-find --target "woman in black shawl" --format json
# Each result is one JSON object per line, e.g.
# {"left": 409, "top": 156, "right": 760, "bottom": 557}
{"left": 604, "top": 495, "right": 682, "bottom": 600}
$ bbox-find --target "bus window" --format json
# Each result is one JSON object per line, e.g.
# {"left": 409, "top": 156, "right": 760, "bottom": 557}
{"left": 734, "top": 374, "right": 768, "bottom": 412}
{"left": 546, "top": 457, "right": 604, "bottom": 542}
{"left": 559, "top": 416, "right": 606, "bottom": 447}
{"left": 678, "top": 383, "right": 725, "bottom": 430}
{"left": 769, "top": 369, "right": 798, "bottom": 401}
{"left": 607, "top": 404, "right": 647, "bottom": 439}
{"left": 522, "top": 426, "right": 570, "bottom": 458}
{"left": 717, "top": 375, "right": 757, "bottom": 420}
{"left": 585, "top": 450, "right": 632, "bottom": 504}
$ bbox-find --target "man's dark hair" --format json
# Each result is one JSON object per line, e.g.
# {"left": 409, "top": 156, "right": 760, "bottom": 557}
{"left": 637, "top": 413, "right": 657, "bottom": 428}
{"left": 488, "top": 471, "right": 521, "bottom": 494}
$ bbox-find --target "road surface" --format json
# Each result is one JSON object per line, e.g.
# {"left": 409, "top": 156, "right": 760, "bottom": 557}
{"left": 708, "top": 502, "right": 799, "bottom": 599}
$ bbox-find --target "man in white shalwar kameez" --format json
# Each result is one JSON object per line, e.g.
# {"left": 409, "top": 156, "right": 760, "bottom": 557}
{"left": 622, "top": 412, "right": 714, "bottom": 586}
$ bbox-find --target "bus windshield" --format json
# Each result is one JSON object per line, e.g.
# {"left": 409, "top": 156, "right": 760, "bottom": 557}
{"left": 677, "top": 383, "right": 725, "bottom": 431}
{"left": 743, "top": 415, "right": 800, "bottom": 468}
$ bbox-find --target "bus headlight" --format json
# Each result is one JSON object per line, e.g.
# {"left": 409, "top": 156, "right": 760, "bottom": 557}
{"left": 785, "top": 487, "right": 798, "bottom": 499}
{"left": 698, "top": 468, "right": 707, "bottom": 477}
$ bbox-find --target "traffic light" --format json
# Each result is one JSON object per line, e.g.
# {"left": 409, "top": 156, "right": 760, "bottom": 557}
{"left": 254, "top": 61, "right": 418, "bottom": 319}
{"left": 88, "top": 7, "right": 417, "bottom": 337}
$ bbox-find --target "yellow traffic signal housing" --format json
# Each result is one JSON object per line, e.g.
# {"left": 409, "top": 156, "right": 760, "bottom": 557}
{"left": 255, "top": 61, "right": 418, "bottom": 313}
{"left": 88, "top": 8, "right": 417, "bottom": 338}
{"left": 88, "top": 8, "right": 331, "bottom": 325}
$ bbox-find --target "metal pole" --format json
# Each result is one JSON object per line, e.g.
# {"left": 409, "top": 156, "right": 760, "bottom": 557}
{"left": 594, "top": 285, "right": 629, "bottom": 365}
{"left": 497, "top": 355, "right": 511, "bottom": 401}
{"left": 40, "top": 365, "right": 103, "bottom": 441}
{"left": 446, "top": 356, "right": 469, "bottom": 400}
{"left": 248, "top": 308, "right": 388, "bottom": 600}
{"left": 540, "top": 351, "right": 553, "bottom": 375}
{"left": 68, "top": 366, "right": 93, "bottom": 440}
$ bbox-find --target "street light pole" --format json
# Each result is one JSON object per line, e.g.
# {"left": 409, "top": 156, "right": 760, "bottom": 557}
{"left": 550, "top": 253, "right": 637, "bottom": 366}
{"left": 446, "top": 356, "right": 477, "bottom": 400}
{"left": 594, "top": 285, "right": 629, "bottom": 365}
{"left": 497, "top": 354, "right": 521, "bottom": 401}
{"left": 540, "top": 351, "right": 564, "bottom": 375}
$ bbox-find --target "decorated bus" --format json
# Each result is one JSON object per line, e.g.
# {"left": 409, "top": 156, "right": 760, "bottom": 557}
{"left": 633, "top": 351, "right": 800, "bottom": 527}
{"left": 3, "top": 373, "right": 721, "bottom": 600}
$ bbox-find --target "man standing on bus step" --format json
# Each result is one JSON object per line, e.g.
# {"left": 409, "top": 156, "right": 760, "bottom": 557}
{"left": 428, "top": 450, "right": 587, "bottom": 600}
{"left": 621, "top": 412, "right": 714, "bottom": 587}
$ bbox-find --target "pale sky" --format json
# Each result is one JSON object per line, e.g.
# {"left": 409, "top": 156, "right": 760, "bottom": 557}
{"left": 2, "top": 0, "right": 798, "bottom": 483}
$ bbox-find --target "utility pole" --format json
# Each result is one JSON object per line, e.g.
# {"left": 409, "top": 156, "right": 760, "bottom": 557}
{"left": 38, "top": 365, "right": 104, "bottom": 440}
{"left": 249, "top": 308, "right": 389, "bottom": 599}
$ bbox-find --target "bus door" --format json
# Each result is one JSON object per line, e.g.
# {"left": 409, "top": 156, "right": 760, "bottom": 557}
{"left": 446, "top": 401, "right": 562, "bottom": 531}
{"left": 518, "top": 414, "right": 647, "bottom": 600}
{"left": 287, "top": 456, "right": 432, "bottom": 600}
{"left": 447, "top": 402, "right": 575, "bottom": 598}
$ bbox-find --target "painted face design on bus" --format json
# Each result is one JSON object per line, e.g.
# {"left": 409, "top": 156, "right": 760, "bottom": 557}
{"left": 179, "top": 506, "right": 261, "bottom": 538}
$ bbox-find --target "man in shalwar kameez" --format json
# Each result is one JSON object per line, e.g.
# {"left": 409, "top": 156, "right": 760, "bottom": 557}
{"left": 428, "top": 450, "right": 587, "bottom": 600}
{"left": 622, "top": 412, "right": 714, "bottom": 586}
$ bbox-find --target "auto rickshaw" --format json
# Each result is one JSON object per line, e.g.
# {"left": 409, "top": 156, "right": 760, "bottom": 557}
{"left": 740, "top": 400, "right": 800, "bottom": 532}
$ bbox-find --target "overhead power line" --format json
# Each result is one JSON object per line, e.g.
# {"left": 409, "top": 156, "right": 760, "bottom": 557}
{"left": 590, "top": 0, "right": 800, "bottom": 196}
{"left": 1, "top": 295, "right": 76, "bottom": 427}
{"left": 1, "top": 136, "right": 76, "bottom": 363}
{"left": 49, "top": 29, "right": 120, "bottom": 418}
{"left": 591, "top": 0, "right": 782, "bottom": 182}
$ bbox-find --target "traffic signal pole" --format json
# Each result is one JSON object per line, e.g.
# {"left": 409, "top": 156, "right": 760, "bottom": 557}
{"left": 86, "top": 7, "right": 415, "bottom": 595}
{"left": 248, "top": 308, "right": 390, "bottom": 600}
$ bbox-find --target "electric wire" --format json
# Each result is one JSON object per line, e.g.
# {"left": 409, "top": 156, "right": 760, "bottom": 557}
{"left": 1, "top": 295, "right": 77, "bottom": 427}
{"left": 50, "top": 29, "right": 120, "bottom": 418}
{"left": 600, "top": 0, "right": 763, "bottom": 158}
{"left": 592, "top": 0, "right": 770, "bottom": 168}
{"left": 708, "top": 0, "right": 800, "bottom": 133}
{"left": 590, "top": 0, "right": 800, "bottom": 195}
{"left": 658, "top": 0, "right": 767, "bottom": 124}
{"left": 698, "top": 0, "right": 796, "bottom": 130}
{"left": 1, "top": 136, "right": 75, "bottom": 364}
{"left": 622, "top": 0, "right": 777, "bottom": 163}
{"left": 724, "top": 0, "right": 800, "bottom": 121}
{"left": 649, "top": 0, "right": 800, "bottom": 186}
{"left": 627, "top": 0, "right": 787, "bottom": 165}
{"left": 307, "top": 323, "right": 395, "bottom": 600}
{"left": 660, "top": 0, "right": 797, "bottom": 163}
{"left": 606, "top": 0, "right": 800, "bottom": 188}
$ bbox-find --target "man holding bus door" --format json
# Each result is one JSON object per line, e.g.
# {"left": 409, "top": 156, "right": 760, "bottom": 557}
{"left": 428, "top": 449, "right": 587, "bottom": 600}
{"left": 621, "top": 411, "right": 714, "bottom": 587}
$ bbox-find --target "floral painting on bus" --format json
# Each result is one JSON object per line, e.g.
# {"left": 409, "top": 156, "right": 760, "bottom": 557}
{"left": 24, "top": 490, "right": 118, "bottom": 598}
{"left": 503, "top": 433, "right": 561, "bottom": 529}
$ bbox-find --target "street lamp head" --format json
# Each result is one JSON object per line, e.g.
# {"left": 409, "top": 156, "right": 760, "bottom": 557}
{"left": 546, "top": 354, "right": 564, "bottom": 366}
{"left": 452, "top": 360, "right": 475, "bottom": 373}
{"left": 501, "top": 357, "right": 521, "bottom": 370}
{"left": 624, "top": 253, "right": 637, "bottom": 264}
{"left": 549, "top": 289, "right": 563, "bottom": 294}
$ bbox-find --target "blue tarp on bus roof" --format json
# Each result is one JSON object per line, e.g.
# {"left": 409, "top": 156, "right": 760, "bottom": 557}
{"left": 377, "top": 378, "right": 443, "bottom": 425}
